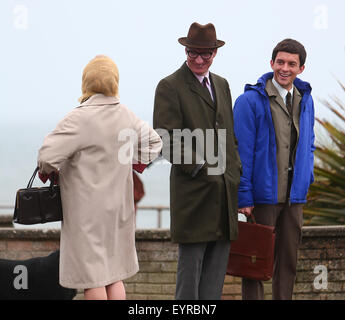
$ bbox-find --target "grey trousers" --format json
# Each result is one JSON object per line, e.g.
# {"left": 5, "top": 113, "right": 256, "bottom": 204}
{"left": 242, "top": 203, "right": 303, "bottom": 300}
{"left": 175, "top": 240, "right": 231, "bottom": 300}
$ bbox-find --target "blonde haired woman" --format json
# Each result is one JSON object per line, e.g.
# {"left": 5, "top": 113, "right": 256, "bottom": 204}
{"left": 38, "top": 55, "right": 162, "bottom": 300}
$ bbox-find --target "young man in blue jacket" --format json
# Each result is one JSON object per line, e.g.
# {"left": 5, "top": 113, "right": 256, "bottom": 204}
{"left": 233, "top": 39, "right": 315, "bottom": 300}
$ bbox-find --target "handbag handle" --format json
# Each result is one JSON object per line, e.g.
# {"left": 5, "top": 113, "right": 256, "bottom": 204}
{"left": 27, "top": 167, "right": 56, "bottom": 191}
{"left": 27, "top": 167, "right": 39, "bottom": 188}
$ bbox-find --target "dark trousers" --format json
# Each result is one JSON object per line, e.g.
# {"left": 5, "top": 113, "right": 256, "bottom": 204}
{"left": 242, "top": 203, "right": 303, "bottom": 300}
{"left": 175, "top": 240, "right": 230, "bottom": 300}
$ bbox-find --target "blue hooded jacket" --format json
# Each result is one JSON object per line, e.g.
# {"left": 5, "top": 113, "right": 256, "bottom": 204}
{"left": 233, "top": 72, "right": 315, "bottom": 207}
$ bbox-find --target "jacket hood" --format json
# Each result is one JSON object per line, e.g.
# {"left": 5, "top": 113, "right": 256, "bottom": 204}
{"left": 244, "top": 72, "right": 312, "bottom": 97}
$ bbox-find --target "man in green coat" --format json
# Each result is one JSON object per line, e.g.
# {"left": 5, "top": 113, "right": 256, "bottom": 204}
{"left": 153, "top": 22, "right": 242, "bottom": 300}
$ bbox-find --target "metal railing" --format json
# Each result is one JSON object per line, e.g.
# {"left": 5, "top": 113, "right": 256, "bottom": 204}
{"left": 0, "top": 204, "right": 170, "bottom": 229}
{"left": 137, "top": 205, "right": 169, "bottom": 228}
{"left": 0, "top": 205, "right": 14, "bottom": 210}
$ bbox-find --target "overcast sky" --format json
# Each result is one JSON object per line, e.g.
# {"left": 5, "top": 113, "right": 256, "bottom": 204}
{"left": 1, "top": 0, "right": 345, "bottom": 127}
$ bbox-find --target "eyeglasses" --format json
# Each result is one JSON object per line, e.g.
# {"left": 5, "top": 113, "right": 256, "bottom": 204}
{"left": 186, "top": 50, "right": 214, "bottom": 60}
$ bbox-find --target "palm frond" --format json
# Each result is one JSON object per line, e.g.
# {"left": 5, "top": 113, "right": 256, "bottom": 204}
{"left": 304, "top": 79, "right": 345, "bottom": 225}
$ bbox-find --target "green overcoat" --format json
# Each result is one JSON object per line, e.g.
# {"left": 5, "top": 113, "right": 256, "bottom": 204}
{"left": 153, "top": 62, "right": 242, "bottom": 243}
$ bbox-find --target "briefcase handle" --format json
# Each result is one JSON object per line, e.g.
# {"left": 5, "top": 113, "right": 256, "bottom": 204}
{"left": 247, "top": 212, "right": 256, "bottom": 224}
{"left": 27, "top": 167, "right": 57, "bottom": 192}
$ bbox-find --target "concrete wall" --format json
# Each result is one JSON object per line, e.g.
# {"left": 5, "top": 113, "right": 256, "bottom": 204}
{"left": 0, "top": 225, "right": 344, "bottom": 300}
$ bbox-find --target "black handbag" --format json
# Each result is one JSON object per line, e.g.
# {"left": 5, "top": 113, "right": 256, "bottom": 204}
{"left": 13, "top": 167, "right": 63, "bottom": 225}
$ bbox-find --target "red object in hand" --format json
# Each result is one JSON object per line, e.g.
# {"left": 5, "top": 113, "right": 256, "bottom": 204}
{"left": 38, "top": 171, "right": 59, "bottom": 185}
{"left": 38, "top": 172, "right": 49, "bottom": 183}
{"left": 132, "top": 163, "right": 147, "bottom": 174}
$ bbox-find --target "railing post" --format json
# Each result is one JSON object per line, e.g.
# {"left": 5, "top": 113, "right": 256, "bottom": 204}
{"left": 157, "top": 208, "right": 162, "bottom": 229}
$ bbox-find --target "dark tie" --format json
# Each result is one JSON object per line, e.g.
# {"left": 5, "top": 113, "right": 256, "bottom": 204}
{"left": 286, "top": 91, "right": 297, "bottom": 202}
{"left": 286, "top": 92, "right": 293, "bottom": 116}
{"left": 202, "top": 77, "right": 213, "bottom": 101}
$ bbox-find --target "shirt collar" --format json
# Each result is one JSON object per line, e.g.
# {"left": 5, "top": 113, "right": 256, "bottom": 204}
{"left": 194, "top": 71, "right": 210, "bottom": 84}
{"left": 186, "top": 62, "right": 210, "bottom": 84}
{"left": 272, "top": 77, "right": 294, "bottom": 103}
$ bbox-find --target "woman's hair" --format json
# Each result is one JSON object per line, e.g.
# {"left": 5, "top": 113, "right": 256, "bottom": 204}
{"left": 272, "top": 39, "right": 307, "bottom": 67}
{"left": 79, "top": 55, "right": 119, "bottom": 103}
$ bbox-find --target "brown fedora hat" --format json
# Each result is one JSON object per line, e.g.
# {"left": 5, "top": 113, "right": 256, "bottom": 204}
{"left": 178, "top": 22, "right": 225, "bottom": 49}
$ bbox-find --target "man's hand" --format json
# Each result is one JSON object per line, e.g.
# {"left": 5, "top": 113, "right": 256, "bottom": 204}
{"left": 238, "top": 206, "right": 254, "bottom": 217}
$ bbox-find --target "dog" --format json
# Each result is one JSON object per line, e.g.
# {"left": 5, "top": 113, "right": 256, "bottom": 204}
{"left": 0, "top": 250, "right": 76, "bottom": 300}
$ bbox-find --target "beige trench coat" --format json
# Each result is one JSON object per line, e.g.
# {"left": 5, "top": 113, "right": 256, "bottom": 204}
{"left": 38, "top": 94, "right": 162, "bottom": 289}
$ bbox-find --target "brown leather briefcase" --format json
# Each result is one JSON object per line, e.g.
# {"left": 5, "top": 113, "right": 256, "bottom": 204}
{"left": 227, "top": 214, "right": 275, "bottom": 281}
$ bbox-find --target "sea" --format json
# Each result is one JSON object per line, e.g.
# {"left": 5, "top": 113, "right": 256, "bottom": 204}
{"left": 0, "top": 121, "right": 248, "bottom": 230}
{"left": 0, "top": 121, "right": 171, "bottom": 229}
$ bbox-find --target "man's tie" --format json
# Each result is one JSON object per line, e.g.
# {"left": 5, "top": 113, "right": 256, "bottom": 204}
{"left": 202, "top": 76, "right": 208, "bottom": 88}
{"left": 286, "top": 92, "right": 293, "bottom": 116}
{"left": 202, "top": 77, "right": 213, "bottom": 101}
